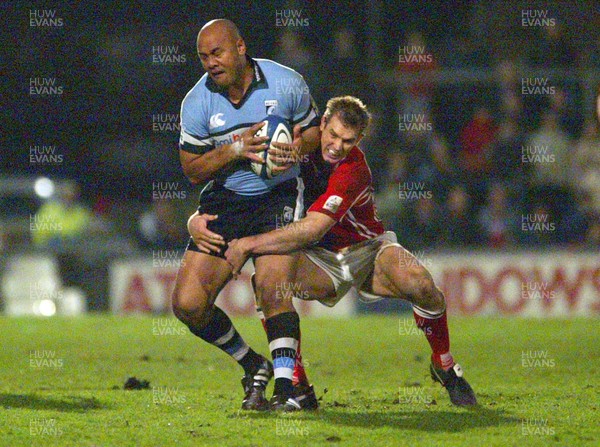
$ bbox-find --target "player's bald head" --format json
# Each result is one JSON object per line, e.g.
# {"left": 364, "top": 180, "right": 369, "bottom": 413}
{"left": 196, "top": 19, "right": 248, "bottom": 88}
{"left": 197, "top": 19, "right": 242, "bottom": 47}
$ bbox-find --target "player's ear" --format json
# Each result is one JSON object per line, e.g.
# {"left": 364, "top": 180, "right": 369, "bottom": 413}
{"left": 320, "top": 115, "right": 327, "bottom": 132}
{"left": 237, "top": 38, "right": 246, "bottom": 56}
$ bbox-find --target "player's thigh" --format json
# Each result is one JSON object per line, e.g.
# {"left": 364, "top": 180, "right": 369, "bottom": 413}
{"left": 293, "top": 253, "right": 336, "bottom": 301}
{"left": 172, "top": 250, "right": 232, "bottom": 315}
{"left": 370, "top": 245, "right": 433, "bottom": 299}
{"left": 254, "top": 253, "right": 336, "bottom": 313}
{"left": 253, "top": 253, "right": 298, "bottom": 298}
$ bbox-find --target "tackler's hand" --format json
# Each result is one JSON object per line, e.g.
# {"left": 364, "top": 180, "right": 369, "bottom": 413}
{"left": 269, "top": 124, "right": 303, "bottom": 174}
{"left": 224, "top": 238, "right": 251, "bottom": 278}
{"left": 187, "top": 211, "right": 225, "bottom": 254}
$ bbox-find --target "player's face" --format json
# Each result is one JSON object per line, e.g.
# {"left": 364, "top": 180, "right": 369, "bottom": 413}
{"left": 197, "top": 31, "right": 245, "bottom": 88}
{"left": 319, "top": 114, "right": 363, "bottom": 164}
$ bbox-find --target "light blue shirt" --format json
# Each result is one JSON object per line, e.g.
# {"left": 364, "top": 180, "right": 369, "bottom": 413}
{"left": 179, "top": 57, "right": 319, "bottom": 195}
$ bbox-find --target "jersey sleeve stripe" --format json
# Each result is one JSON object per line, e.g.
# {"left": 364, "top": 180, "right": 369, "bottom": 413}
{"left": 293, "top": 108, "right": 319, "bottom": 129}
{"left": 179, "top": 130, "right": 213, "bottom": 154}
{"left": 180, "top": 130, "right": 211, "bottom": 146}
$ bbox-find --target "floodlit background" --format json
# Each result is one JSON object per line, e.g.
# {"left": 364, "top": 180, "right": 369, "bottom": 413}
{"left": 2, "top": 1, "right": 599, "bottom": 317}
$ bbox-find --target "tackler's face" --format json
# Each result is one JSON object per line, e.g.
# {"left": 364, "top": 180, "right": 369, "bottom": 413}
{"left": 197, "top": 29, "right": 246, "bottom": 88}
{"left": 319, "top": 114, "right": 363, "bottom": 164}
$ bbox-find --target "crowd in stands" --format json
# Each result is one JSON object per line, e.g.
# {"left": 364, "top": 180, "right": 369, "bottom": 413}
{"left": 369, "top": 28, "right": 600, "bottom": 251}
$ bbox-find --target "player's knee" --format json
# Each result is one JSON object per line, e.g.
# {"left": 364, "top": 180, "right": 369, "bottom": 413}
{"left": 254, "top": 274, "right": 294, "bottom": 316}
{"left": 405, "top": 266, "right": 444, "bottom": 312}
{"left": 172, "top": 287, "right": 211, "bottom": 328}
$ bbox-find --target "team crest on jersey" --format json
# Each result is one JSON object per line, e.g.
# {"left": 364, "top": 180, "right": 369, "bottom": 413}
{"left": 265, "top": 100, "right": 278, "bottom": 115}
{"left": 323, "top": 195, "right": 343, "bottom": 213}
{"left": 209, "top": 113, "right": 225, "bottom": 129}
{"left": 283, "top": 205, "right": 294, "bottom": 223}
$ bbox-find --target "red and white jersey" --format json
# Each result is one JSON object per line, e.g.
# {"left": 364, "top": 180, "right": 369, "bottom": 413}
{"left": 307, "top": 146, "right": 384, "bottom": 251}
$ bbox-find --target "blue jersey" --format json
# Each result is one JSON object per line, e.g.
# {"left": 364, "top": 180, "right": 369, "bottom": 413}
{"left": 179, "top": 57, "right": 319, "bottom": 196}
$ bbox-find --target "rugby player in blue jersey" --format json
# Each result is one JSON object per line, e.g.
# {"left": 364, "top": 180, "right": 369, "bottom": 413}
{"left": 172, "top": 19, "right": 319, "bottom": 411}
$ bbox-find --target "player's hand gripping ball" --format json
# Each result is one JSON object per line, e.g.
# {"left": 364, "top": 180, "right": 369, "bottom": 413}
{"left": 251, "top": 115, "right": 293, "bottom": 179}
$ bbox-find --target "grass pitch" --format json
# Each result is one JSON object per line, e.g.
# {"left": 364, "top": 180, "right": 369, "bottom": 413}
{"left": 0, "top": 315, "right": 598, "bottom": 446}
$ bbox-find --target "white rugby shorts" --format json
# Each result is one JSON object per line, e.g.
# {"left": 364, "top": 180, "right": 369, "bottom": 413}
{"left": 302, "top": 231, "right": 401, "bottom": 307}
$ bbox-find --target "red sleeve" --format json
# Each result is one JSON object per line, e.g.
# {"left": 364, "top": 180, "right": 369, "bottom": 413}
{"left": 308, "top": 156, "right": 370, "bottom": 222}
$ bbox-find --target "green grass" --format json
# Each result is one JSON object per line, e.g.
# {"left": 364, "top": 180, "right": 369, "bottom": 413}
{"left": 0, "top": 315, "right": 598, "bottom": 446}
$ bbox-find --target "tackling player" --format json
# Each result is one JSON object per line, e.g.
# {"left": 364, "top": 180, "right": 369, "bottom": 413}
{"left": 194, "top": 96, "right": 478, "bottom": 410}
{"left": 173, "top": 19, "right": 320, "bottom": 411}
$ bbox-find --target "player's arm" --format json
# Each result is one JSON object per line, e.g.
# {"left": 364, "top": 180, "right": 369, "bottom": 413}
{"left": 180, "top": 121, "right": 269, "bottom": 184}
{"left": 225, "top": 211, "right": 334, "bottom": 273}
{"left": 296, "top": 124, "right": 320, "bottom": 156}
{"left": 249, "top": 211, "right": 333, "bottom": 254}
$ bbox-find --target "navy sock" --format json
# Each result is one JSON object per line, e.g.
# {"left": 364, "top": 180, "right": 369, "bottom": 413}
{"left": 265, "top": 312, "right": 300, "bottom": 397}
{"left": 189, "top": 306, "right": 262, "bottom": 375}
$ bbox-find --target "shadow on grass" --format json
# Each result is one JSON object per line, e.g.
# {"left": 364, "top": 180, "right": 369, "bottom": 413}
{"left": 0, "top": 393, "right": 107, "bottom": 412}
{"left": 242, "top": 406, "right": 519, "bottom": 433}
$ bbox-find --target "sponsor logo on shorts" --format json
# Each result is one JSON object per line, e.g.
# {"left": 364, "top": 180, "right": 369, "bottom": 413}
{"left": 323, "top": 195, "right": 343, "bottom": 213}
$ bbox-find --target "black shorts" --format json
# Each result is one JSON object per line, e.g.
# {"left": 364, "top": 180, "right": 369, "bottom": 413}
{"left": 186, "top": 178, "right": 304, "bottom": 258}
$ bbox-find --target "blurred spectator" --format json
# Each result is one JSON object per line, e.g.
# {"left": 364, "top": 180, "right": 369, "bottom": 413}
{"left": 138, "top": 200, "right": 187, "bottom": 250}
{"left": 376, "top": 150, "right": 408, "bottom": 231}
{"left": 397, "top": 30, "right": 438, "bottom": 116}
{"left": 459, "top": 106, "right": 497, "bottom": 174}
{"left": 31, "top": 184, "right": 92, "bottom": 248}
{"left": 440, "top": 184, "right": 480, "bottom": 248}
{"left": 458, "top": 105, "right": 497, "bottom": 204}
{"left": 478, "top": 183, "right": 519, "bottom": 248}
{"left": 274, "top": 30, "right": 326, "bottom": 108}
{"left": 495, "top": 60, "right": 523, "bottom": 122}
{"left": 31, "top": 183, "right": 93, "bottom": 298}
{"left": 519, "top": 202, "right": 561, "bottom": 246}
{"left": 558, "top": 191, "right": 598, "bottom": 247}
{"left": 548, "top": 86, "right": 581, "bottom": 138}
{"left": 490, "top": 117, "right": 527, "bottom": 186}
{"left": 525, "top": 111, "right": 572, "bottom": 211}
{"left": 572, "top": 120, "right": 600, "bottom": 213}
{"left": 395, "top": 196, "right": 443, "bottom": 251}
{"left": 329, "top": 27, "right": 365, "bottom": 98}
{"left": 441, "top": 29, "right": 493, "bottom": 69}
{"left": 526, "top": 24, "right": 576, "bottom": 68}
{"left": 400, "top": 125, "right": 453, "bottom": 195}
{"left": 374, "top": 150, "right": 407, "bottom": 229}
{"left": 360, "top": 106, "right": 396, "bottom": 192}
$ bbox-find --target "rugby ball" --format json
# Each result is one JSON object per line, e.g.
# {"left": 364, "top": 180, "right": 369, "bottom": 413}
{"left": 251, "top": 115, "right": 293, "bottom": 179}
